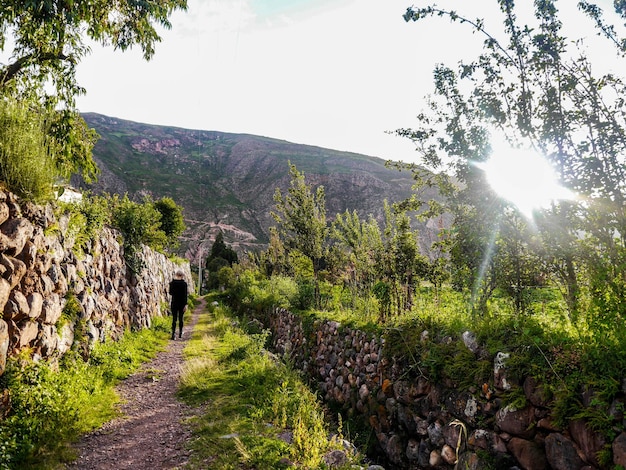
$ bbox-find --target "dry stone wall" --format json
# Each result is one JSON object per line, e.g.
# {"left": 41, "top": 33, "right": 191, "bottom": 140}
{"left": 269, "top": 307, "right": 626, "bottom": 470}
{"left": 0, "top": 190, "right": 191, "bottom": 375}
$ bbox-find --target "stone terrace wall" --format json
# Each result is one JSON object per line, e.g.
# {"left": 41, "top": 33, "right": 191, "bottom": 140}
{"left": 0, "top": 190, "right": 191, "bottom": 375}
{"left": 269, "top": 307, "right": 626, "bottom": 470}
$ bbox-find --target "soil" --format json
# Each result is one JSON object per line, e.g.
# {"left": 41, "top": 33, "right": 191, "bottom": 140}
{"left": 66, "top": 299, "right": 205, "bottom": 470}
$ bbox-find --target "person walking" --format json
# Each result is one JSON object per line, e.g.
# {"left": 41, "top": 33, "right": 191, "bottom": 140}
{"left": 169, "top": 269, "right": 188, "bottom": 340}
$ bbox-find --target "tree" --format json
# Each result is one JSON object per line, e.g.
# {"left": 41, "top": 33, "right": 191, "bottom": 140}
{"left": 399, "top": 1, "right": 626, "bottom": 327}
{"left": 378, "top": 201, "right": 429, "bottom": 315}
{"left": 0, "top": 0, "right": 187, "bottom": 182}
{"left": 331, "top": 210, "right": 383, "bottom": 297}
{"left": 154, "top": 196, "right": 186, "bottom": 251}
{"left": 272, "top": 162, "right": 328, "bottom": 306}
{"left": 109, "top": 194, "right": 167, "bottom": 271}
{"left": 205, "top": 231, "right": 238, "bottom": 290}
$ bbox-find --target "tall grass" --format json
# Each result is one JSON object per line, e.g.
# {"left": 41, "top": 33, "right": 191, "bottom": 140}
{"left": 0, "top": 99, "right": 57, "bottom": 201}
{"left": 179, "top": 300, "right": 359, "bottom": 469}
{"left": 0, "top": 315, "right": 170, "bottom": 469}
{"left": 227, "top": 270, "right": 626, "bottom": 443}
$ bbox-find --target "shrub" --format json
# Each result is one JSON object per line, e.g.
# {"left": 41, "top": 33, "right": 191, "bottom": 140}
{"left": 0, "top": 99, "right": 57, "bottom": 201}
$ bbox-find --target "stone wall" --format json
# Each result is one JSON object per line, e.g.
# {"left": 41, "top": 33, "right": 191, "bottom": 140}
{"left": 0, "top": 190, "right": 192, "bottom": 375}
{"left": 269, "top": 307, "right": 626, "bottom": 470}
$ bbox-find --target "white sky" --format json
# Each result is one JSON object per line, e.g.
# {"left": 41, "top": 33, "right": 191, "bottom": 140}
{"left": 73, "top": 0, "right": 621, "bottom": 163}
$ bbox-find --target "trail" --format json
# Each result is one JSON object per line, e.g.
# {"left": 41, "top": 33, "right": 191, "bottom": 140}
{"left": 67, "top": 299, "right": 204, "bottom": 470}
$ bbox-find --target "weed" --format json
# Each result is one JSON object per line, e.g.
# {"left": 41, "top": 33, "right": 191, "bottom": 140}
{"left": 179, "top": 304, "right": 364, "bottom": 469}
{"left": 0, "top": 315, "right": 169, "bottom": 469}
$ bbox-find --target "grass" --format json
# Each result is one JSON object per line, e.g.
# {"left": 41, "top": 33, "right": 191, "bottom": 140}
{"left": 0, "top": 315, "right": 171, "bottom": 470}
{"left": 227, "top": 271, "right": 626, "bottom": 444}
{"left": 178, "top": 298, "right": 362, "bottom": 469}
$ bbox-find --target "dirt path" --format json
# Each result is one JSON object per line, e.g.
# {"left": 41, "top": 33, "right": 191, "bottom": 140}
{"left": 67, "top": 299, "right": 205, "bottom": 470}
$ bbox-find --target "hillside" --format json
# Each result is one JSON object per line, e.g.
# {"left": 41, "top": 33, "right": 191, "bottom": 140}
{"left": 80, "top": 113, "right": 437, "bottom": 259}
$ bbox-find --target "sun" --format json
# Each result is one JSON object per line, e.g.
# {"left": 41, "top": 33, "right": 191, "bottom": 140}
{"left": 477, "top": 145, "right": 574, "bottom": 218}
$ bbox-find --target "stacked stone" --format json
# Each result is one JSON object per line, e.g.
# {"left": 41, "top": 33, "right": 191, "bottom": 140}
{"left": 268, "top": 307, "right": 626, "bottom": 470}
{"left": 0, "top": 190, "right": 191, "bottom": 375}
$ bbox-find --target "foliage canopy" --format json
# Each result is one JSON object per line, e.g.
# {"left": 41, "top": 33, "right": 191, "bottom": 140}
{"left": 0, "top": 0, "right": 187, "bottom": 187}
{"left": 397, "top": 1, "right": 626, "bottom": 330}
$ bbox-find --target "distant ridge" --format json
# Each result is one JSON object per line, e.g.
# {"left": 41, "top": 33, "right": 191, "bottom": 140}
{"left": 79, "top": 112, "right": 438, "bottom": 259}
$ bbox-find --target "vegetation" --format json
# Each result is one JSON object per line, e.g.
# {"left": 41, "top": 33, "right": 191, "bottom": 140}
{"left": 0, "top": 98, "right": 58, "bottom": 201}
{"left": 203, "top": 231, "right": 239, "bottom": 291}
{"left": 0, "top": 316, "right": 171, "bottom": 469}
{"left": 272, "top": 162, "right": 328, "bottom": 306}
{"left": 179, "top": 299, "right": 362, "bottom": 469}
{"left": 154, "top": 196, "right": 186, "bottom": 251}
{"left": 0, "top": 1, "right": 187, "bottom": 187}
{"left": 56, "top": 192, "right": 186, "bottom": 268}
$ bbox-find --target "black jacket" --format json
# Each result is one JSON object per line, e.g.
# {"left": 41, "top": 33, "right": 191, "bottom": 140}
{"left": 169, "top": 279, "right": 188, "bottom": 308}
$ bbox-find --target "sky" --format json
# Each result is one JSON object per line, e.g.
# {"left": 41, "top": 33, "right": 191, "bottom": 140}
{"left": 73, "top": 0, "right": 621, "bottom": 164}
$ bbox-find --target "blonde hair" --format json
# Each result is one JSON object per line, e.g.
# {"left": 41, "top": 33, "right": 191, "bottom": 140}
{"left": 175, "top": 270, "right": 184, "bottom": 279}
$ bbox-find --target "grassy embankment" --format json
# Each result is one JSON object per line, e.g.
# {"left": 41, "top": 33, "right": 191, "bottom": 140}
{"left": 222, "top": 272, "right": 626, "bottom": 468}
{"left": 0, "top": 315, "right": 172, "bottom": 469}
{"left": 178, "top": 297, "right": 364, "bottom": 469}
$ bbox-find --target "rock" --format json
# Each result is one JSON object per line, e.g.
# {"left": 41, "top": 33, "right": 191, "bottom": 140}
{"left": 469, "top": 429, "right": 507, "bottom": 453}
{"left": 507, "top": 437, "right": 547, "bottom": 470}
{"left": 0, "top": 254, "right": 26, "bottom": 288}
{"left": 455, "top": 451, "right": 480, "bottom": 470}
{"left": 544, "top": 433, "right": 585, "bottom": 470}
{"left": 441, "top": 444, "right": 457, "bottom": 464}
{"left": 405, "top": 438, "right": 420, "bottom": 460}
{"left": 386, "top": 434, "right": 404, "bottom": 465}
{"left": 41, "top": 294, "right": 62, "bottom": 325}
{"left": 462, "top": 330, "right": 479, "bottom": 354}
{"left": 4, "top": 290, "right": 30, "bottom": 321}
{"left": 38, "top": 324, "right": 58, "bottom": 356}
{"left": 523, "top": 376, "right": 550, "bottom": 407}
{"left": 0, "top": 202, "right": 9, "bottom": 226}
{"left": 0, "top": 319, "right": 8, "bottom": 374}
{"left": 0, "top": 278, "right": 11, "bottom": 313}
{"left": 496, "top": 405, "right": 535, "bottom": 439}
{"left": 429, "top": 449, "right": 442, "bottom": 466}
{"left": 428, "top": 421, "right": 444, "bottom": 446}
{"left": 17, "top": 319, "right": 38, "bottom": 348}
{"left": 27, "top": 292, "right": 44, "bottom": 320}
{"left": 0, "top": 218, "right": 33, "bottom": 255}
{"left": 494, "top": 351, "right": 511, "bottom": 390}
{"left": 613, "top": 432, "right": 626, "bottom": 467}
{"left": 568, "top": 419, "right": 605, "bottom": 467}
{"left": 323, "top": 449, "right": 348, "bottom": 468}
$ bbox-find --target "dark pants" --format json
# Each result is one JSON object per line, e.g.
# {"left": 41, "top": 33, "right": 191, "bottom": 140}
{"left": 171, "top": 304, "right": 184, "bottom": 335}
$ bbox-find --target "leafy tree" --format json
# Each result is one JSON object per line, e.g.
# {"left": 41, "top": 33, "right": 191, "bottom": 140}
{"left": 378, "top": 201, "right": 429, "bottom": 315}
{"left": 205, "top": 231, "right": 238, "bottom": 290}
{"left": 331, "top": 210, "right": 383, "bottom": 297}
{"left": 109, "top": 194, "right": 166, "bottom": 271}
{"left": 207, "top": 231, "right": 238, "bottom": 267}
{"left": 154, "top": 196, "right": 186, "bottom": 251}
{"left": 261, "top": 226, "right": 291, "bottom": 277}
{"left": 0, "top": 0, "right": 187, "bottom": 182}
{"left": 272, "top": 162, "right": 328, "bottom": 306}
{"left": 399, "top": 1, "right": 626, "bottom": 327}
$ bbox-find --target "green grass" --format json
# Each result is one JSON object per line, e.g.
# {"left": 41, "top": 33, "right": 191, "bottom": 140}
{"left": 0, "top": 315, "right": 171, "bottom": 470}
{"left": 226, "top": 271, "right": 626, "bottom": 443}
{"left": 178, "top": 300, "right": 362, "bottom": 469}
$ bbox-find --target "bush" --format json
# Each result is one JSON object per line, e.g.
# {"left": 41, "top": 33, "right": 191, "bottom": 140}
{"left": 0, "top": 99, "right": 57, "bottom": 201}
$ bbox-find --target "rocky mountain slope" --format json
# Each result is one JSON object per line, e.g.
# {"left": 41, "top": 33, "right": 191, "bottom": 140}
{"left": 80, "top": 113, "right": 437, "bottom": 259}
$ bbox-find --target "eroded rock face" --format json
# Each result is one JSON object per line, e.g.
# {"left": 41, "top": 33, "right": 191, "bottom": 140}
{"left": 0, "top": 189, "right": 192, "bottom": 376}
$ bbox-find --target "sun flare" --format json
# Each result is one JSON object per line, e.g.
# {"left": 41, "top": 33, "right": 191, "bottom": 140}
{"left": 478, "top": 145, "right": 574, "bottom": 218}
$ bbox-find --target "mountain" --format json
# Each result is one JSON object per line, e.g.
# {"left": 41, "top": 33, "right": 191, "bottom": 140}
{"left": 79, "top": 113, "right": 439, "bottom": 260}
